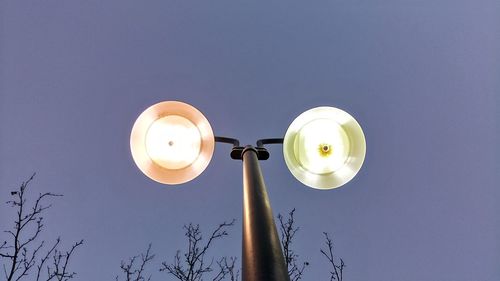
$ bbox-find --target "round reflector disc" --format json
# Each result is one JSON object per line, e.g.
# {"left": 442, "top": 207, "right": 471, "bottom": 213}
{"left": 283, "top": 106, "right": 366, "bottom": 189}
{"left": 130, "top": 101, "right": 215, "bottom": 185}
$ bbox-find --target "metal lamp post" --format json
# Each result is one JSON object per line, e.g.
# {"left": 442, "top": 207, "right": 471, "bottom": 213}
{"left": 130, "top": 101, "right": 366, "bottom": 281}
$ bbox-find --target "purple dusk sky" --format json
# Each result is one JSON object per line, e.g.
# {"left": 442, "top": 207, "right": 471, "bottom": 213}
{"left": 1, "top": 1, "right": 499, "bottom": 280}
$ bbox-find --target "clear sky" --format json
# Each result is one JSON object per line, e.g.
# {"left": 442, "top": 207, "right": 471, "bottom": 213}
{"left": 1, "top": 0, "right": 499, "bottom": 280}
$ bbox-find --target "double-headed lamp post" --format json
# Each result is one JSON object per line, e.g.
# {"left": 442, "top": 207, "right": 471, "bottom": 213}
{"left": 130, "top": 101, "right": 366, "bottom": 281}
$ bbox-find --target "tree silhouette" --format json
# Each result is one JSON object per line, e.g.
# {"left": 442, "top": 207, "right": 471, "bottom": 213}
{"left": 0, "top": 174, "right": 83, "bottom": 281}
{"left": 117, "top": 210, "right": 345, "bottom": 280}
{"left": 116, "top": 220, "right": 238, "bottom": 281}
{"left": 159, "top": 220, "right": 238, "bottom": 281}
{"left": 320, "top": 232, "right": 345, "bottom": 281}
{"left": 116, "top": 243, "right": 155, "bottom": 281}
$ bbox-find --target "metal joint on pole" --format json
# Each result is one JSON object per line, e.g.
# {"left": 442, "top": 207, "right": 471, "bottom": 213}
{"left": 232, "top": 145, "right": 269, "bottom": 160}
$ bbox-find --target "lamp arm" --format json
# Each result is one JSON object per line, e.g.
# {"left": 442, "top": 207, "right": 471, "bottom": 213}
{"left": 256, "top": 138, "right": 284, "bottom": 148}
{"left": 215, "top": 136, "right": 241, "bottom": 147}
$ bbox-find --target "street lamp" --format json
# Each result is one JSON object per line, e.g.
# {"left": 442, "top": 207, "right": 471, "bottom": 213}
{"left": 283, "top": 106, "right": 366, "bottom": 190}
{"left": 130, "top": 101, "right": 215, "bottom": 185}
{"left": 130, "top": 101, "right": 366, "bottom": 281}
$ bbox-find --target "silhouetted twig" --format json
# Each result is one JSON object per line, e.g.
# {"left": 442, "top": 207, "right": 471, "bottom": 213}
{"left": 320, "top": 232, "right": 345, "bottom": 281}
{"left": 116, "top": 243, "right": 155, "bottom": 281}
{"left": 278, "top": 209, "right": 309, "bottom": 281}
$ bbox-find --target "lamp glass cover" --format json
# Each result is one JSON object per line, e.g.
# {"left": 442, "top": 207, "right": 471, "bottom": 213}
{"left": 130, "top": 101, "right": 214, "bottom": 185}
{"left": 283, "top": 106, "right": 366, "bottom": 189}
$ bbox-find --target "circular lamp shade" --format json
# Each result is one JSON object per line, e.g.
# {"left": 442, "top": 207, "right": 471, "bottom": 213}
{"left": 130, "top": 101, "right": 215, "bottom": 185}
{"left": 283, "top": 106, "right": 366, "bottom": 190}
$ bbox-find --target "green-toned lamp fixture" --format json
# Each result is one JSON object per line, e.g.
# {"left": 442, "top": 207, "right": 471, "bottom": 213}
{"left": 283, "top": 106, "right": 366, "bottom": 189}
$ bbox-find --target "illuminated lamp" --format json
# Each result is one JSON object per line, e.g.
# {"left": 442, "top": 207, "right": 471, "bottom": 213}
{"left": 283, "top": 106, "right": 366, "bottom": 189}
{"left": 130, "top": 101, "right": 214, "bottom": 184}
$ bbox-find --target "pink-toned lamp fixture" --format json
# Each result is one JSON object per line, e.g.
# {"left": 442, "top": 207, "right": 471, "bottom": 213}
{"left": 130, "top": 101, "right": 215, "bottom": 185}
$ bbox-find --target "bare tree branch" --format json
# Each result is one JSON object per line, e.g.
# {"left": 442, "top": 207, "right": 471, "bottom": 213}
{"left": 320, "top": 232, "right": 345, "bottom": 281}
{"left": 116, "top": 243, "right": 155, "bottom": 281}
{"left": 47, "top": 239, "right": 84, "bottom": 281}
{"left": 160, "top": 219, "right": 237, "bottom": 281}
{"left": 36, "top": 238, "right": 59, "bottom": 281}
{"left": 277, "top": 209, "right": 309, "bottom": 281}
{"left": 218, "top": 257, "right": 239, "bottom": 281}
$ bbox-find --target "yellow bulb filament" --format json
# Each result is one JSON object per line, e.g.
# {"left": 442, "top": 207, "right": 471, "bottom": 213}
{"left": 318, "top": 144, "right": 333, "bottom": 157}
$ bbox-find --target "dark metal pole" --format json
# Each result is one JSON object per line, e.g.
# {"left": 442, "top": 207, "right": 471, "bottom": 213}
{"left": 241, "top": 146, "right": 290, "bottom": 281}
